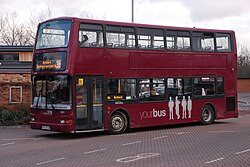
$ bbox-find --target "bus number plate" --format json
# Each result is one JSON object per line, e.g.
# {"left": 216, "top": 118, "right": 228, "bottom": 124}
{"left": 42, "top": 126, "right": 51, "bottom": 131}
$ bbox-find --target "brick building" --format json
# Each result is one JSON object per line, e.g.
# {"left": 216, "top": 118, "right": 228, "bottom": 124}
{"left": 0, "top": 46, "right": 33, "bottom": 111}
{"left": 238, "top": 66, "right": 250, "bottom": 92}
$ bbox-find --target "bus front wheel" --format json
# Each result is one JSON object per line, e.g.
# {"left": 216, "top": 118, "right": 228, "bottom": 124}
{"left": 109, "top": 112, "right": 128, "bottom": 135}
{"left": 200, "top": 105, "right": 215, "bottom": 125}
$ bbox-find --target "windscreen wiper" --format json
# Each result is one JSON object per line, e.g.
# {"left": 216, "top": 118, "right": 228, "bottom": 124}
{"left": 36, "top": 80, "right": 44, "bottom": 109}
{"left": 47, "top": 93, "right": 56, "bottom": 110}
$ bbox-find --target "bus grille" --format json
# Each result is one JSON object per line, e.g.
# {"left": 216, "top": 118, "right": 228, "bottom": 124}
{"left": 226, "top": 96, "right": 236, "bottom": 111}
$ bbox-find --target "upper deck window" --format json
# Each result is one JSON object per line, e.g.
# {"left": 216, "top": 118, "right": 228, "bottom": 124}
{"left": 79, "top": 23, "right": 104, "bottom": 47}
{"left": 192, "top": 32, "right": 215, "bottom": 52}
{"left": 106, "top": 25, "right": 135, "bottom": 48}
{"left": 137, "top": 28, "right": 164, "bottom": 50}
{"left": 36, "top": 20, "right": 72, "bottom": 49}
{"left": 166, "top": 31, "right": 190, "bottom": 51}
{"left": 216, "top": 33, "right": 232, "bottom": 52}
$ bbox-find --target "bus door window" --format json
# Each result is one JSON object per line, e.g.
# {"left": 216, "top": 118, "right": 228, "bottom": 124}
{"left": 92, "top": 78, "right": 103, "bottom": 125}
{"left": 76, "top": 78, "right": 88, "bottom": 120}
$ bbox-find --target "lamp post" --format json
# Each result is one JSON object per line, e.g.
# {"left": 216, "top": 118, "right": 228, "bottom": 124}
{"left": 132, "top": 0, "right": 134, "bottom": 23}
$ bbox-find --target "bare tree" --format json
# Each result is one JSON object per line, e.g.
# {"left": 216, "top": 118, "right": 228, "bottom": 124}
{"left": 0, "top": 12, "right": 34, "bottom": 46}
{"left": 238, "top": 43, "right": 250, "bottom": 66}
{"left": 0, "top": 8, "right": 101, "bottom": 46}
{"left": 28, "top": 7, "right": 54, "bottom": 41}
{"left": 0, "top": 8, "right": 54, "bottom": 46}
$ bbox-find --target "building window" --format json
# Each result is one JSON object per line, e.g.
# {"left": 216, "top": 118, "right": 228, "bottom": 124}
{"left": 0, "top": 53, "right": 19, "bottom": 61}
{"left": 9, "top": 86, "right": 22, "bottom": 103}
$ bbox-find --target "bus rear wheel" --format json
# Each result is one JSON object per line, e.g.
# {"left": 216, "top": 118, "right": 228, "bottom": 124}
{"left": 109, "top": 112, "right": 128, "bottom": 135}
{"left": 200, "top": 105, "right": 215, "bottom": 125}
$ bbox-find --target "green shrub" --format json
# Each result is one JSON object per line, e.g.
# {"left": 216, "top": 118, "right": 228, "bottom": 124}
{"left": 0, "top": 109, "right": 30, "bottom": 126}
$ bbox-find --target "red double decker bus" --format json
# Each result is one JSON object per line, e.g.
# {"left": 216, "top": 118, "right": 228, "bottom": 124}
{"left": 30, "top": 17, "right": 238, "bottom": 134}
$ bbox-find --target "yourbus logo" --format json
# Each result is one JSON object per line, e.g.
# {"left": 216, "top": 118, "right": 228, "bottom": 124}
{"left": 140, "top": 109, "right": 167, "bottom": 120}
{"left": 139, "top": 96, "right": 193, "bottom": 121}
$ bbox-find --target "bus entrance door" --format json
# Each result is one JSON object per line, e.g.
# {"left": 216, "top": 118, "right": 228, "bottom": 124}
{"left": 75, "top": 76, "right": 104, "bottom": 131}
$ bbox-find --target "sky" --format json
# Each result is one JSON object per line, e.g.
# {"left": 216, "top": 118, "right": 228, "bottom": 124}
{"left": 1, "top": 0, "right": 250, "bottom": 48}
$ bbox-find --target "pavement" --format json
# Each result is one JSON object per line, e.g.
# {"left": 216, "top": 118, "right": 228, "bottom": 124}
{"left": 238, "top": 93, "right": 250, "bottom": 111}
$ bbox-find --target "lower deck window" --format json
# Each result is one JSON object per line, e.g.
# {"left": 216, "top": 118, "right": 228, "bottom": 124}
{"left": 193, "top": 77, "right": 224, "bottom": 96}
{"left": 107, "top": 79, "right": 136, "bottom": 100}
{"left": 139, "top": 78, "right": 165, "bottom": 100}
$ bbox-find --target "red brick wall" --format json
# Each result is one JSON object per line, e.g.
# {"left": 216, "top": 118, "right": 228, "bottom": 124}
{"left": 0, "top": 73, "right": 31, "bottom": 111}
{"left": 237, "top": 79, "right": 250, "bottom": 92}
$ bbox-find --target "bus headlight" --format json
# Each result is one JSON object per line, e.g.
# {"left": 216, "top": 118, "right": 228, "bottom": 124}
{"left": 60, "top": 120, "right": 72, "bottom": 124}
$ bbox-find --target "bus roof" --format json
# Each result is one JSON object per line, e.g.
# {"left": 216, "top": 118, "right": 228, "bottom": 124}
{"left": 41, "top": 16, "right": 235, "bottom": 34}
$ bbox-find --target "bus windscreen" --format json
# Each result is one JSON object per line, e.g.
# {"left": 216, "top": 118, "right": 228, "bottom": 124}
{"left": 31, "top": 75, "right": 72, "bottom": 110}
{"left": 36, "top": 20, "right": 72, "bottom": 49}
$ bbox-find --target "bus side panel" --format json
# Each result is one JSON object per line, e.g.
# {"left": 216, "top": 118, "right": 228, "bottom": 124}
{"left": 106, "top": 98, "right": 238, "bottom": 130}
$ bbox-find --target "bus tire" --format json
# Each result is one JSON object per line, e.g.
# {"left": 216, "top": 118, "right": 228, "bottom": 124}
{"left": 200, "top": 105, "right": 215, "bottom": 125}
{"left": 109, "top": 112, "right": 128, "bottom": 135}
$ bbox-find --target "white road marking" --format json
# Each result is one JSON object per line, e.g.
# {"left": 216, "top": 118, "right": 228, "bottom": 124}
{"left": 177, "top": 132, "right": 191, "bottom": 135}
{"left": 113, "top": 133, "right": 137, "bottom": 137}
{"left": 0, "top": 142, "right": 15, "bottom": 146}
{"left": 165, "top": 132, "right": 191, "bottom": 135}
{"left": 236, "top": 149, "right": 250, "bottom": 155}
{"left": 3, "top": 137, "right": 45, "bottom": 141}
{"left": 83, "top": 148, "right": 106, "bottom": 155}
{"left": 36, "top": 157, "right": 65, "bottom": 165}
{"left": 33, "top": 138, "right": 45, "bottom": 141}
{"left": 122, "top": 141, "right": 141, "bottom": 146}
{"left": 3, "top": 138, "right": 34, "bottom": 141}
{"left": 205, "top": 157, "right": 224, "bottom": 164}
{"left": 209, "top": 131, "right": 236, "bottom": 133}
{"left": 116, "top": 153, "right": 160, "bottom": 163}
{"left": 152, "top": 135, "right": 168, "bottom": 140}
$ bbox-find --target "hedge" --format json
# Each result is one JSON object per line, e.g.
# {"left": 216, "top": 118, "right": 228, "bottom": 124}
{"left": 0, "top": 109, "right": 30, "bottom": 126}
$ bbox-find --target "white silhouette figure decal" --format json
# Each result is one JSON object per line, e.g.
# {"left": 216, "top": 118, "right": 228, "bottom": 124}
{"left": 168, "top": 97, "right": 174, "bottom": 120}
{"left": 175, "top": 96, "right": 180, "bottom": 119}
{"left": 187, "top": 96, "right": 192, "bottom": 118}
{"left": 182, "top": 96, "right": 187, "bottom": 119}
